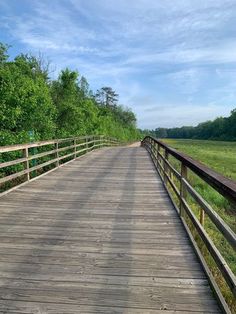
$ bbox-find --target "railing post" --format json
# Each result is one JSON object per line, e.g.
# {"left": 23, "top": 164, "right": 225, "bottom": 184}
{"left": 157, "top": 144, "right": 161, "bottom": 172}
{"left": 86, "top": 136, "right": 89, "bottom": 153}
{"left": 164, "top": 149, "right": 169, "bottom": 185}
{"left": 92, "top": 136, "right": 95, "bottom": 150}
{"left": 23, "top": 147, "right": 30, "bottom": 181}
{"left": 200, "top": 208, "right": 205, "bottom": 226}
{"left": 154, "top": 142, "right": 158, "bottom": 168}
{"left": 74, "top": 138, "right": 76, "bottom": 159}
{"left": 56, "top": 140, "right": 59, "bottom": 167}
{"left": 170, "top": 168, "right": 173, "bottom": 183}
{"left": 180, "top": 162, "right": 188, "bottom": 217}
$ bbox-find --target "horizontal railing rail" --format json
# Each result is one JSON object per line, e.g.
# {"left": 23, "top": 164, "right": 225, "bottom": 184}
{"left": 0, "top": 135, "right": 120, "bottom": 194}
{"left": 142, "top": 136, "right": 236, "bottom": 314}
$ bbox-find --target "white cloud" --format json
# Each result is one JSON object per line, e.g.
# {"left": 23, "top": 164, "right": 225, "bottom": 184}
{"left": 138, "top": 103, "right": 234, "bottom": 129}
{"left": 1, "top": 0, "right": 236, "bottom": 128}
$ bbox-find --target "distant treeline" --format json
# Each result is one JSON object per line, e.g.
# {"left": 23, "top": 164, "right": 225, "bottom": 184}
{"left": 143, "top": 109, "right": 236, "bottom": 141}
{"left": 0, "top": 43, "right": 140, "bottom": 146}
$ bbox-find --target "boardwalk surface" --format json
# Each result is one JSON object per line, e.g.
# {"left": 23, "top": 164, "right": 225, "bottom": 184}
{"left": 0, "top": 146, "right": 221, "bottom": 313}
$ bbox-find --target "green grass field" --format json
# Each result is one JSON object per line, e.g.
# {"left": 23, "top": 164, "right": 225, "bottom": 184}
{"left": 161, "top": 139, "right": 236, "bottom": 311}
{"left": 162, "top": 139, "right": 236, "bottom": 181}
{"left": 162, "top": 138, "right": 236, "bottom": 229}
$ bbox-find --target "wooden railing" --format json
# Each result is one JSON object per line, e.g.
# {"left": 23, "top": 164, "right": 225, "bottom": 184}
{"left": 0, "top": 135, "right": 120, "bottom": 194}
{"left": 142, "top": 136, "right": 236, "bottom": 313}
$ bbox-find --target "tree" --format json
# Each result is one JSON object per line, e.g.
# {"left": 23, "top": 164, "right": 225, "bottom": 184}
{"left": 148, "top": 109, "right": 236, "bottom": 141}
{"left": 0, "top": 42, "right": 141, "bottom": 144}
{"left": 51, "top": 69, "right": 100, "bottom": 137}
{"left": 95, "top": 86, "right": 118, "bottom": 108}
{"left": 0, "top": 52, "right": 56, "bottom": 140}
{"left": 0, "top": 43, "right": 9, "bottom": 64}
{"left": 78, "top": 76, "right": 90, "bottom": 98}
{"left": 155, "top": 128, "right": 168, "bottom": 138}
{"left": 51, "top": 69, "right": 81, "bottom": 136}
{"left": 113, "top": 105, "right": 136, "bottom": 127}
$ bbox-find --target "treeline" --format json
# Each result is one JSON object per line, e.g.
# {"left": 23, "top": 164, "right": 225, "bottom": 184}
{"left": 0, "top": 43, "right": 140, "bottom": 146}
{"left": 144, "top": 109, "right": 236, "bottom": 141}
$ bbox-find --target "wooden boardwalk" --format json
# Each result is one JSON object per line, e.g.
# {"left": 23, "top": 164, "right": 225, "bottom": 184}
{"left": 0, "top": 146, "right": 221, "bottom": 313}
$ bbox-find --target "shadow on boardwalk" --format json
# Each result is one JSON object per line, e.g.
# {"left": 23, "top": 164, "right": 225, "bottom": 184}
{"left": 0, "top": 147, "right": 138, "bottom": 312}
{"left": 91, "top": 147, "right": 137, "bottom": 312}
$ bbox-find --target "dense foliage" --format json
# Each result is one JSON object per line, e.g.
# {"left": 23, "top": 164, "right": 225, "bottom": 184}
{"left": 0, "top": 43, "right": 140, "bottom": 145}
{"left": 145, "top": 110, "right": 236, "bottom": 141}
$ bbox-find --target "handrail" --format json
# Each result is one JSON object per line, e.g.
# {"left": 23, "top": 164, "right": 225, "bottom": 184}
{"left": 0, "top": 135, "right": 120, "bottom": 193}
{"left": 141, "top": 136, "right": 236, "bottom": 313}
{"left": 146, "top": 137, "right": 236, "bottom": 203}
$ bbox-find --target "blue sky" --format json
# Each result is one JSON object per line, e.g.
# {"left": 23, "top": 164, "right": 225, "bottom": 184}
{"left": 1, "top": 0, "right": 236, "bottom": 129}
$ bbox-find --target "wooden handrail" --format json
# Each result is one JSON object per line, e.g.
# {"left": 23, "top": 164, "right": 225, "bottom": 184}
{"left": 0, "top": 135, "right": 93, "bottom": 153}
{"left": 0, "top": 135, "right": 120, "bottom": 193}
{"left": 141, "top": 136, "right": 236, "bottom": 313}
{"left": 143, "top": 136, "right": 236, "bottom": 203}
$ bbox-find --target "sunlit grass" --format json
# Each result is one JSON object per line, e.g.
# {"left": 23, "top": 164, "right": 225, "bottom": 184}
{"left": 163, "top": 139, "right": 236, "bottom": 180}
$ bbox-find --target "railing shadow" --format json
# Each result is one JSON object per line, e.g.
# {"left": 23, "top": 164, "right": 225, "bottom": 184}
{"left": 90, "top": 146, "right": 137, "bottom": 312}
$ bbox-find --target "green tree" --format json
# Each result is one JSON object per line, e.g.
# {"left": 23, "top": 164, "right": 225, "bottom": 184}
{"left": 149, "top": 110, "right": 236, "bottom": 141}
{"left": 0, "top": 43, "right": 9, "bottom": 64}
{"left": 95, "top": 86, "right": 118, "bottom": 108}
{"left": 0, "top": 53, "right": 55, "bottom": 141}
{"left": 51, "top": 69, "right": 99, "bottom": 137}
{"left": 0, "top": 42, "right": 140, "bottom": 145}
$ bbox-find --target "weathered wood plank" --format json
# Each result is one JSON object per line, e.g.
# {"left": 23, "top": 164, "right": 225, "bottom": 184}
{"left": 0, "top": 146, "right": 221, "bottom": 313}
{"left": 0, "top": 301, "right": 221, "bottom": 314}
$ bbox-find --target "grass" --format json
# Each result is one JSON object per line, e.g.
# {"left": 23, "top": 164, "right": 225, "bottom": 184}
{"left": 163, "top": 139, "right": 236, "bottom": 181}
{"left": 160, "top": 139, "right": 236, "bottom": 312}
{"left": 162, "top": 139, "right": 236, "bottom": 228}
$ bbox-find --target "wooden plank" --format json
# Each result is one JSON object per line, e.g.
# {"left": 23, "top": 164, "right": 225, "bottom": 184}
{"left": 0, "top": 168, "right": 28, "bottom": 184}
{"left": 0, "top": 140, "right": 56, "bottom": 152}
{"left": 0, "top": 301, "right": 221, "bottom": 314}
{"left": 0, "top": 146, "right": 221, "bottom": 313}
{"left": 0, "top": 286, "right": 221, "bottom": 312}
{"left": 0, "top": 157, "right": 27, "bottom": 169}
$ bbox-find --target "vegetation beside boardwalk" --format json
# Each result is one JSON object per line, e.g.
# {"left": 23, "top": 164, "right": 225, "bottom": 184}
{"left": 0, "top": 43, "right": 140, "bottom": 147}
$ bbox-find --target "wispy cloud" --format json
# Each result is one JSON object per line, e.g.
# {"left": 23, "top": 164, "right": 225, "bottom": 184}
{"left": 138, "top": 103, "right": 234, "bottom": 129}
{"left": 1, "top": 0, "right": 236, "bottom": 128}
